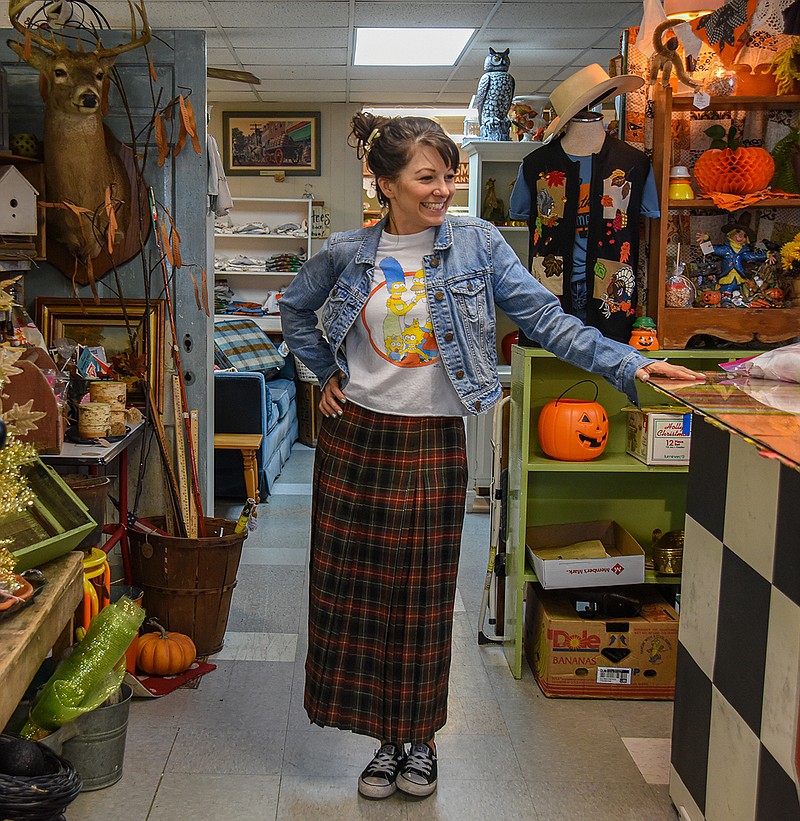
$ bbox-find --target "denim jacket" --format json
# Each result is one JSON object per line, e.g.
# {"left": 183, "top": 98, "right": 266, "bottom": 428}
{"left": 279, "top": 215, "right": 649, "bottom": 415}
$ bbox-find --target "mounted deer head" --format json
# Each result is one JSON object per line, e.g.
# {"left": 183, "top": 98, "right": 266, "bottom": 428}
{"left": 6, "top": 0, "right": 151, "bottom": 278}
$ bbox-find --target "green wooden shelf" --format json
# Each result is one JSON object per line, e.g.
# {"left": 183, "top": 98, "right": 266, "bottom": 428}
{"left": 526, "top": 452, "right": 688, "bottom": 473}
{"left": 502, "top": 345, "right": 750, "bottom": 679}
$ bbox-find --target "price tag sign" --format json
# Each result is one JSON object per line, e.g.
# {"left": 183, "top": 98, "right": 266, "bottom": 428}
{"left": 693, "top": 91, "right": 711, "bottom": 110}
{"left": 700, "top": 240, "right": 715, "bottom": 255}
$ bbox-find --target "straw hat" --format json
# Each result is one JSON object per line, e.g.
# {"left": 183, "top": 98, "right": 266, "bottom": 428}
{"left": 542, "top": 64, "right": 644, "bottom": 142}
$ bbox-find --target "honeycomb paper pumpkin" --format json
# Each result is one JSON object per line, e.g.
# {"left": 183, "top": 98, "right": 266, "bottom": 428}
{"left": 693, "top": 146, "right": 775, "bottom": 195}
{"left": 537, "top": 382, "right": 609, "bottom": 461}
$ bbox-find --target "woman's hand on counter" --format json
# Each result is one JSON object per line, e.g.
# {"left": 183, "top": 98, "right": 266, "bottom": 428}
{"left": 636, "top": 361, "right": 707, "bottom": 383}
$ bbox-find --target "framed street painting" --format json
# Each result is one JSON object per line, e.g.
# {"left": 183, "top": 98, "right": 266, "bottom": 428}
{"left": 223, "top": 112, "right": 321, "bottom": 176}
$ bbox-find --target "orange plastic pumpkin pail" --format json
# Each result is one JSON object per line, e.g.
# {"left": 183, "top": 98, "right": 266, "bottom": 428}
{"left": 537, "top": 380, "right": 609, "bottom": 461}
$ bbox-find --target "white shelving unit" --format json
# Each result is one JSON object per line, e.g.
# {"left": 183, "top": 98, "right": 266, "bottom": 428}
{"left": 214, "top": 197, "right": 313, "bottom": 333}
{"left": 461, "top": 139, "right": 539, "bottom": 494}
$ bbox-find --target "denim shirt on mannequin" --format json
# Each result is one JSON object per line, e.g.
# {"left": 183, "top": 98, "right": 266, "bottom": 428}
{"left": 279, "top": 215, "right": 649, "bottom": 415}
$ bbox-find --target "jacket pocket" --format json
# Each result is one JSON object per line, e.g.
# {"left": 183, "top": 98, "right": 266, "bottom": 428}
{"left": 450, "top": 275, "right": 490, "bottom": 327}
{"left": 449, "top": 274, "right": 493, "bottom": 383}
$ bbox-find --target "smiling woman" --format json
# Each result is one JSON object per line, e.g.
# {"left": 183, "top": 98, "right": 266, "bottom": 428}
{"left": 277, "top": 109, "right": 704, "bottom": 803}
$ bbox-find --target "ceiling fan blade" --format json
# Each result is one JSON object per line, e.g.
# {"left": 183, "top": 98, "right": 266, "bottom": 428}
{"left": 207, "top": 67, "right": 261, "bottom": 84}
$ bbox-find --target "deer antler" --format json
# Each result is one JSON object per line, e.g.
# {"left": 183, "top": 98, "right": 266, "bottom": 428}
{"left": 94, "top": 0, "right": 151, "bottom": 59}
{"left": 8, "top": 0, "right": 64, "bottom": 54}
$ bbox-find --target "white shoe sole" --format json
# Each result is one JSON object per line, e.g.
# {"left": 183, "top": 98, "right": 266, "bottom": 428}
{"left": 396, "top": 773, "right": 437, "bottom": 796}
{"left": 358, "top": 779, "right": 397, "bottom": 799}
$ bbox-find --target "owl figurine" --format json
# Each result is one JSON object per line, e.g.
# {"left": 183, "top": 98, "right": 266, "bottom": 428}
{"left": 475, "top": 48, "right": 515, "bottom": 141}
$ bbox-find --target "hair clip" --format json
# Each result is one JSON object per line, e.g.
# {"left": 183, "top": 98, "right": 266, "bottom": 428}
{"left": 364, "top": 128, "right": 381, "bottom": 155}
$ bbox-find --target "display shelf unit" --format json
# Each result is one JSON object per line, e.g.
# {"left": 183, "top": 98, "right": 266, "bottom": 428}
{"left": 214, "top": 197, "right": 313, "bottom": 332}
{"left": 462, "top": 139, "right": 536, "bottom": 264}
{"left": 647, "top": 85, "right": 800, "bottom": 348}
{"left": 502, "top": 345, "right": 757, "bottom": 679}
{"left": 462, "top": 140, "right": 539, "bottom": 494}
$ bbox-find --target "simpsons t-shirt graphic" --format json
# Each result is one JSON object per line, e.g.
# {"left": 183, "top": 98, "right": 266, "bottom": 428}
{"left": 343, "top": 228, "right": 464, "bottom": 416}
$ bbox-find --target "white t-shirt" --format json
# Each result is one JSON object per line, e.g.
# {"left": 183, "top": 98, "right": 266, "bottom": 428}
{"left": 343, "top": 228, "right": 465, "bottom": 417}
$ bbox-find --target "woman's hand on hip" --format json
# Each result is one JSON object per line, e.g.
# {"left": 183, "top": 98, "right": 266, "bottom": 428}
{"left": 319, "top": 371, "right": 348, "bottom": 417}
{"left": 636, "top": 361, "right": 706, "bottom": 383}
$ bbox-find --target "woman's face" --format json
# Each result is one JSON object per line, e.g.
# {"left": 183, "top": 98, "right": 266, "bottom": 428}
{"left": 378, "top": 145, "right": 455, "bottom": 235}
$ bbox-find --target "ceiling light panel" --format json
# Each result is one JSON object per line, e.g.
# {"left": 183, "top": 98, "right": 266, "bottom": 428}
{"left": 354, "top": 28, "right": 475, "bottom": 66}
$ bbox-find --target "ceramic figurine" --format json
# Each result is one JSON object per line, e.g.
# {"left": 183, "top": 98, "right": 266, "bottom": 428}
{"left": 481, "top": 178, "right": 505, "bottom": 224}
{"left": 628, "top": 316, "right": 659, "bottom": 350}
{"left": 696, "top": 213, "right": 775, "bottom": 305}
{"left": 475, "top": 48, "right": 515, "bottom": 141}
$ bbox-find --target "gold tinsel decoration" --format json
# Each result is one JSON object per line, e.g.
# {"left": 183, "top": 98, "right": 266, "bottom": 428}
{"left": 0, "top": 436, "right": 37, "bottom": 522}
{"left": 0, "top": 546, "right": 21, "bottom": 592}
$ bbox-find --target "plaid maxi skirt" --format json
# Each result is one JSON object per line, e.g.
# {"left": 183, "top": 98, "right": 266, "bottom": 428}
{"left": 305, "top": 401, "right": 468, "bottom": 744}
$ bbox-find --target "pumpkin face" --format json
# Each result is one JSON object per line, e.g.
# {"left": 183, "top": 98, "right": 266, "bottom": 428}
{"left": 538, "top": 398, "right": 609, "bottom": 461}
{"left": 693, "top": 147, "right": 775, "bottom": 195}
{"left": 136, "top": 620, "right": 197, "bottom": 676}
{"left": 628, "top": 329, "right": 660, "bottom": 350}
{"left": 702, "top": 289, "right": 722, "bottom": 305}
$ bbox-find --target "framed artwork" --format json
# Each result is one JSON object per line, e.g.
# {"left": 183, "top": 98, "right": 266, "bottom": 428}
{"left": 223, "top": 112, "right": 321, "bottom": 176}
{"left": 35, "top": 297, "right": 166, "bottom": 412}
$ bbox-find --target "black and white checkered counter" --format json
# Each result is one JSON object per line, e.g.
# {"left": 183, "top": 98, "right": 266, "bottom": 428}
{"left": 649, "top": 375, "right": 800, "bottom": 821}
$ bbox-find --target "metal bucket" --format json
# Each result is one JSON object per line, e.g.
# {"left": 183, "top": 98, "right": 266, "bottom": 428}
{"left": 60, "top": 683, "right": 132, "bottom": 791}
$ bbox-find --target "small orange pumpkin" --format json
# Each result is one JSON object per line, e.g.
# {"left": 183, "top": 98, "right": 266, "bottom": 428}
{"left": 136, "top": 619, "right": 196, "bottom": 676}
{"left": 702, "top": 289, "right": 722, "bottom": 306}
{"left": 537, "top": 381, "right": 609, "bottom": 462}
{"left": 629, "top": 329, "right": 660, "bottom": 350}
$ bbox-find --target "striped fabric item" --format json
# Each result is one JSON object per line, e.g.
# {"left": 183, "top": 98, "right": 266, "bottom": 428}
{"left": 305, "top": 402, "right": 467, "bottom": 744}
{"left": 213, "top": 318, "right": 284, "bottom": 377}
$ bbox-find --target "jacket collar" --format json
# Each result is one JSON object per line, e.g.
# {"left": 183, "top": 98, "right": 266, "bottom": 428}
{"left": 354, "top": 215, "right": 455, "bottom": 264}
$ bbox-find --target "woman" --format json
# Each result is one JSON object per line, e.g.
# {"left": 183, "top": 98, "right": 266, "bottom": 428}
{"left": 279, "top": 113, "right": 702, "bottom": 800}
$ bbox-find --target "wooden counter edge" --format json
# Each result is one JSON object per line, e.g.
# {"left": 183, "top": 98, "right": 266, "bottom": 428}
{"left": 0, "top": 551, "right": 83, "bottom": 731}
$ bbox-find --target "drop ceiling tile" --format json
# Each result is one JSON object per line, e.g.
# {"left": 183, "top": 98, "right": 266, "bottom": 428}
{"left": 88, "top": 1, "right": 215, "bottom": 27}
{"left": 354, "top": 2, "right": 494, "bottom": 26}
{"left": 210, "top": 2, "right": 349, "bottom": 28}
{"left": 208, "top": 48, "right": 237, "bottom": 66}
{"left": 251, "top": 66, "right": 348, "bottom": 81}
{"left": 207, "top": 89, "right": 262, "bottom": 102}
{"left": 215, "top": 27, "right": 349, "bottom": 49}
{"left": 258, "top": 90, "right": 348, "bottom": 102}
{"left": 350, "top": 66, "right": 455, "bottom": 80}
{"left": 491, "top": 2, "right": 640, "bottom": 29}
{"left": 476, "top": 29, "right": 617, "bottom": 50}
{"left": 460, "top": 48, "right": 583, "bottom": 66}
{"left": 235, "top": 48, "right": 347, "bottom": 66}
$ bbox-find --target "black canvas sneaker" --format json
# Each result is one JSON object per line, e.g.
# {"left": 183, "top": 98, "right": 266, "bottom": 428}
{"left": 357, "top": 742, "right": 406, "bottom": 799}
{"left": 396, "top": 742, "right": 438, "bottom": 796}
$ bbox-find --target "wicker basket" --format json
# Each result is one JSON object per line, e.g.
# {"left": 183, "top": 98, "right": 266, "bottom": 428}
{"left": 293, "top": 356, "right": 318, "bottom": 384}
{"left": 0, "top": 735, "right": 82, "bottom": 820}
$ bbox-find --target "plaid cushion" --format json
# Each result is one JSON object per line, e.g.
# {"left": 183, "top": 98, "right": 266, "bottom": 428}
{"left": 213, "top": 319, "right": 284, "bottom": 378}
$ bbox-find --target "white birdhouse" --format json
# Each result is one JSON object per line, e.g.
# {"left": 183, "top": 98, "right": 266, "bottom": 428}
{"left": 0, "top": 165, "right": 38, "bottom": 236}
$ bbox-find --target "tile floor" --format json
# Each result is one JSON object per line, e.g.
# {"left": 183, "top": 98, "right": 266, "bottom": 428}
{"left": 68, "top": 444, "right": 679, "bottom": 820}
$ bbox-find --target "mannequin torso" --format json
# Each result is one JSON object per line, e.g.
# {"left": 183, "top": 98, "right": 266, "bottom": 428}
{"left": 559, "top": 115, "right": 606, "bottom": 156}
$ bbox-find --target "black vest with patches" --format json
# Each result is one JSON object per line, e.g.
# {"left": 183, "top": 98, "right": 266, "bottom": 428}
{"left": 521, "top": 134, "right": 650, "bottom": 343}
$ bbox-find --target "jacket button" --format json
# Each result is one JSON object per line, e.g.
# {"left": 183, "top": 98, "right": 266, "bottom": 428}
{"left": 331, "top": 288, "right": 338, "bottom": 296}
{"left": 475, "top": 400, "right": 481, "bottom": 411}
{"left": 430, "top": 257, "right": 440, "bottom": 267}
{"left": 444, "top": 332, "right": 453, "bottom": 342}
{"left": 456, "top": 369, "right": 464, "bottom": 379}
{"left": 468, "top": 282, "right": 473, "bottom": 291}
{"left": 435, "top": 291, "right": 444, "bottom": 300}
